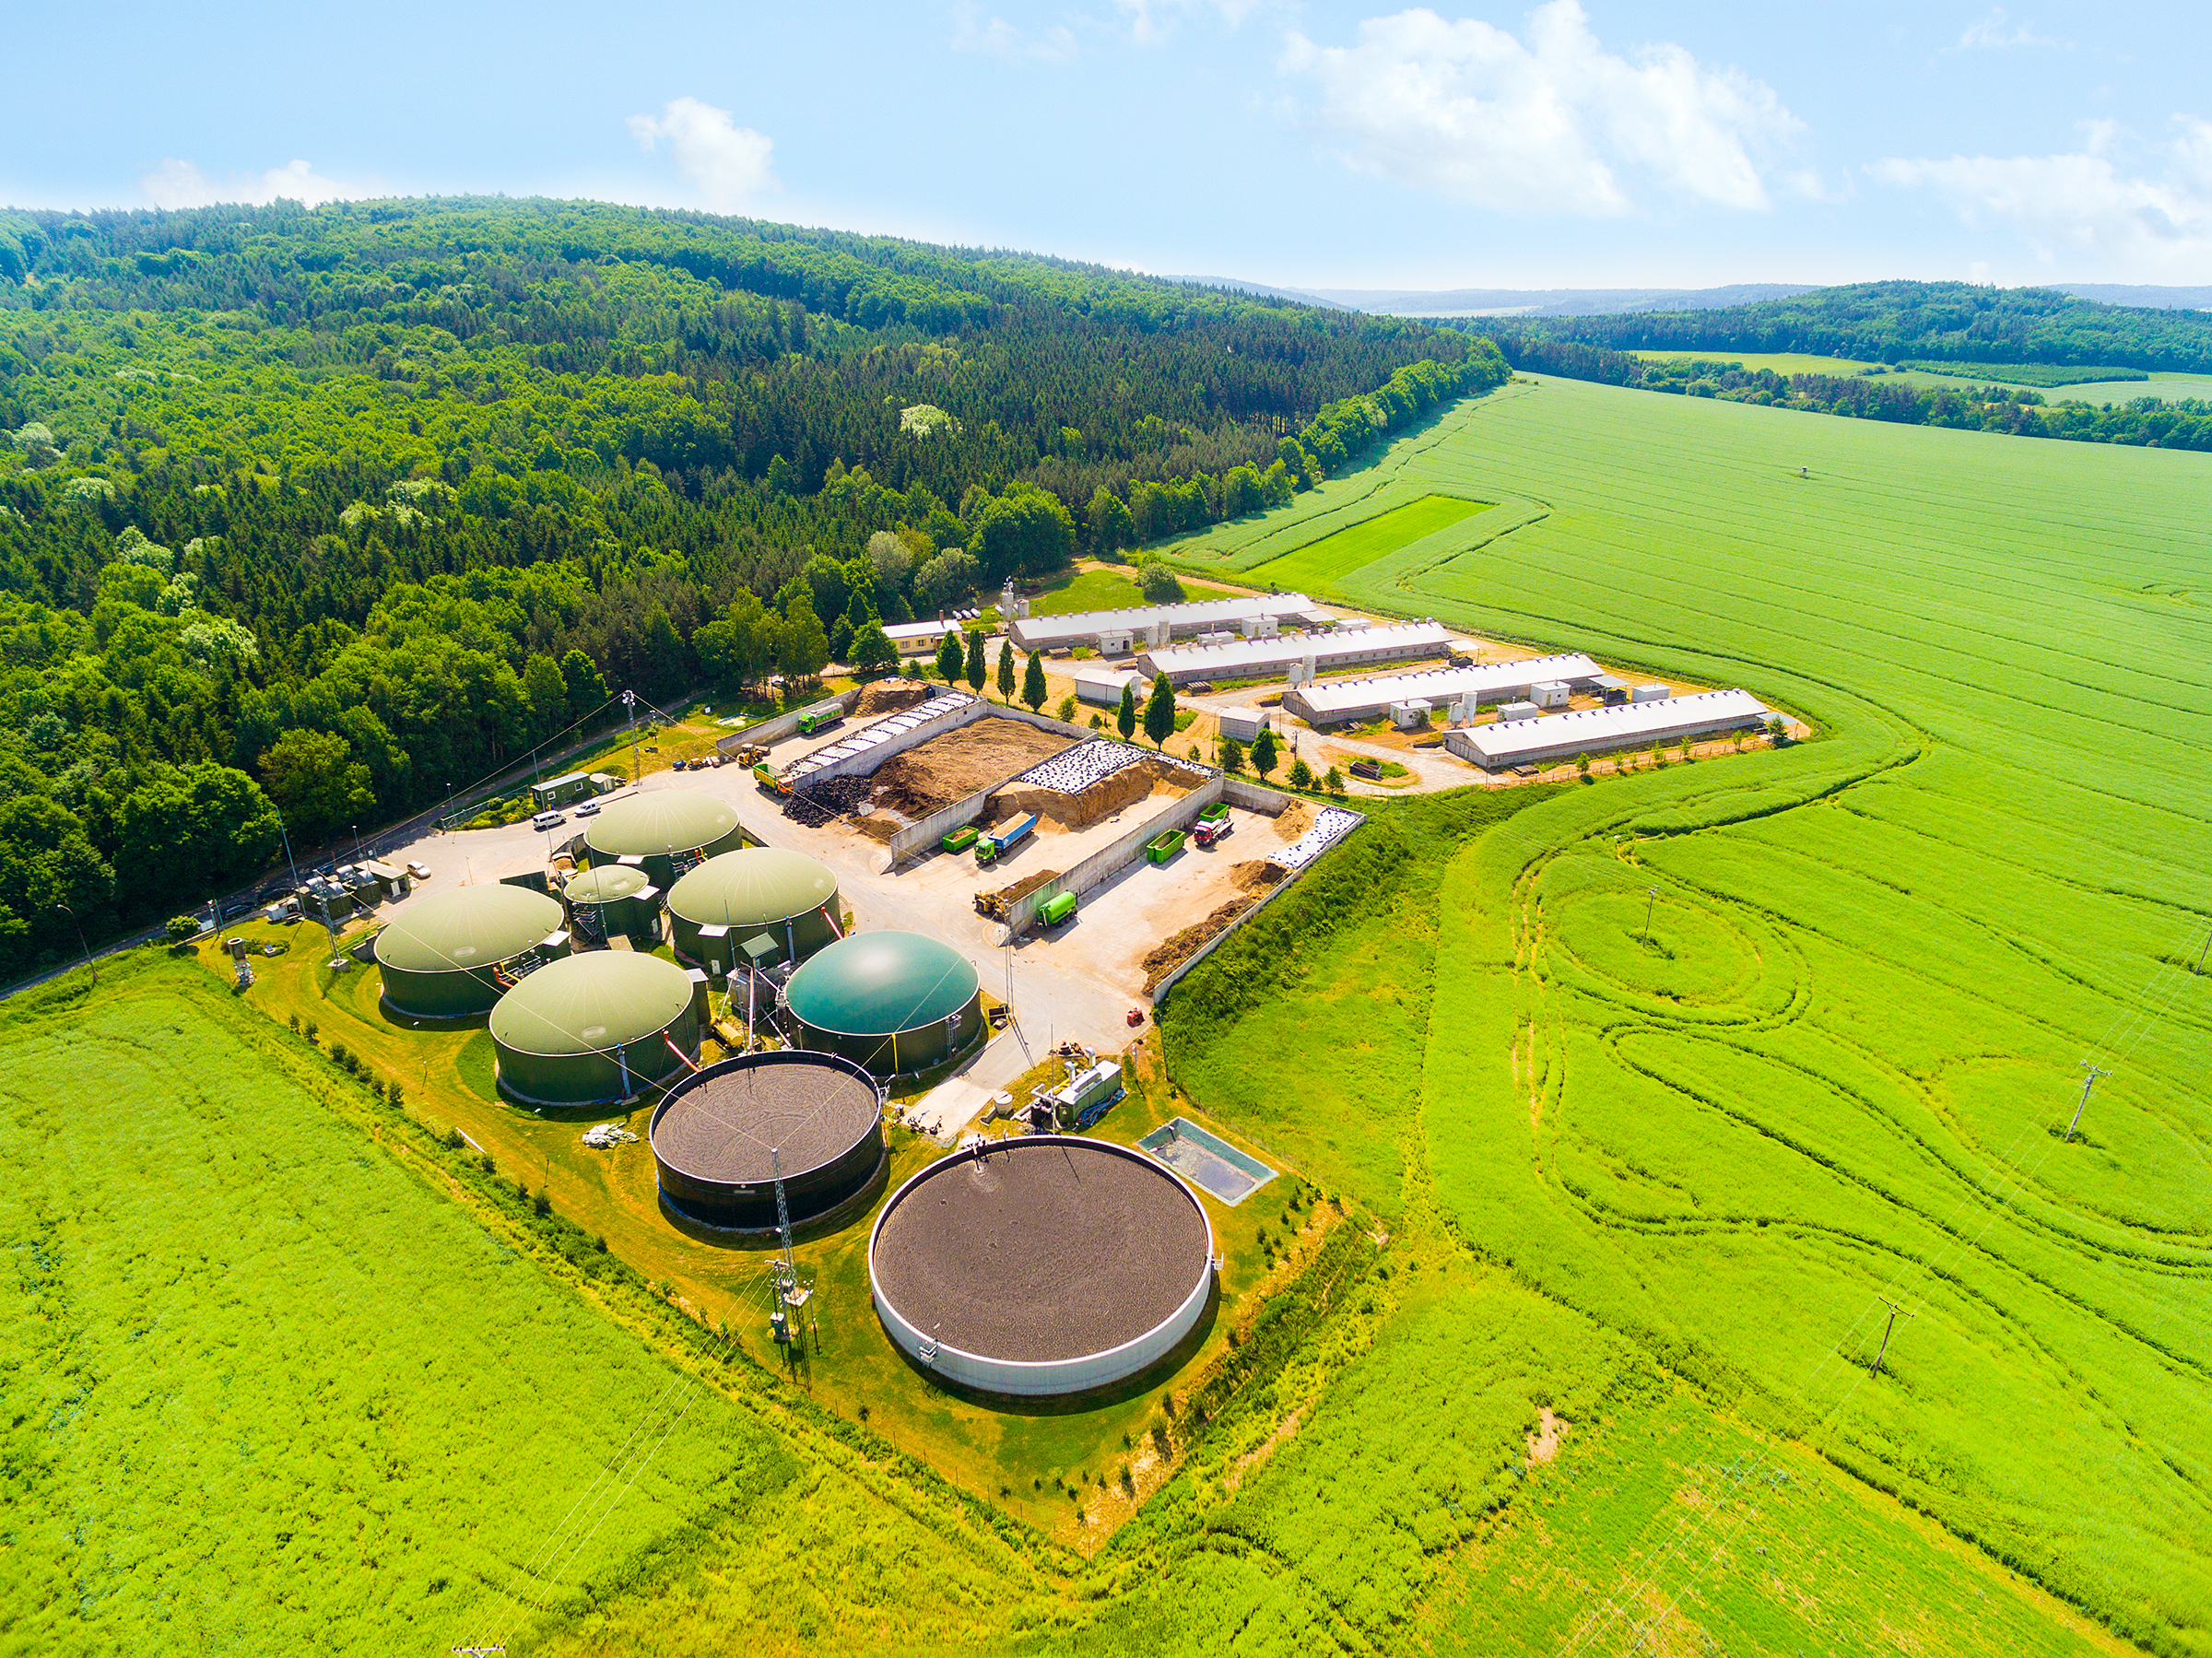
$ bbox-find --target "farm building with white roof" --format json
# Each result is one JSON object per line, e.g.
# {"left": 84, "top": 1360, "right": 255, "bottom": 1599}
{"left": 1286, "top": 653, "right": 1606, "bottom": 727}
{"left": 1443, "top": 689, "right": 1774, "bottom": 770}
{"left": 1138, "top": 620, "right": 1453, "bottom": 687}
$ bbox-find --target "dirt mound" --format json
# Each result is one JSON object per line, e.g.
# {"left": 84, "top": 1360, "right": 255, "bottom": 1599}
{"left": 1273, "top": 799, "right": 1315, "bottom": 841}
{"left": 853, "top": 679, "right": 934, "bottom": 717}
{"left": 869, "top": 720, "right": 1074, "bottom": 817}
{"left": 993, "top": 757, "right": 1194, "bottom": 831}
{"left": 1142, "top": 897, "right": 1260, "bottom": 991}
{"left": 974, "top": 867, "right": 1063, "bottom": 922}
{"left": 1229, "top": 860, "right": 1283, "bottom": 896}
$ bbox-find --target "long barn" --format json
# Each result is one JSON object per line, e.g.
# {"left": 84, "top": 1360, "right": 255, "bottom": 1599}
{"left": 1445, "top": 689, "right": 1774, "bottom": 770}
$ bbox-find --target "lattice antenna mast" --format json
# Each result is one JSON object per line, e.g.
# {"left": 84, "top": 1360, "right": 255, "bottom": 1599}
{"left": 772, "top": 1146, "right": 795, "bottom": 1279}
{"left": 2065, "top": 1061, "right": 2111, "bottom": 1144}
{"left": 1868, "top": 1297, "right": 1915, "bottom": 1380}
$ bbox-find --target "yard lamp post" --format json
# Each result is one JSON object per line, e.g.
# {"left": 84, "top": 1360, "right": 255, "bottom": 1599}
{"left": 55, "top": 902, "right": 94, "bottom": 985}
{"left": 273, "top": 808, "right": 304, "bottom": 898}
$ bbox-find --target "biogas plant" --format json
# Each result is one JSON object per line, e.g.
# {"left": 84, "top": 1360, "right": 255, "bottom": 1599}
{"left": 358, "top": 798, "right": 1249, "bottom": 1401}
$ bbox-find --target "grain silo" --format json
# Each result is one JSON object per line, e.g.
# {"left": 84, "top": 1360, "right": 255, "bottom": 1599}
{"left": 666, "top": 847, "right": 841, "bottom": 975}
{"left": 650, "top": 1050, "right": 885, "bottom": 1230}
{"left": 581, "top": 791, "right": 747, "bottom": 888}
{"left": 780, "top": 931, "right": 982, "bottom": 1076}
{"left": 489, "top": 951, "right": 700, "bottom": 1106}
{"left": 869, "top": 1136, "right": 1216, "bottom": 1396}
{"left": 562, "top": 864, "right": 658, "bottom": 945}
{"left": 374, "top": 885, "right": 568, "bottom": 1019}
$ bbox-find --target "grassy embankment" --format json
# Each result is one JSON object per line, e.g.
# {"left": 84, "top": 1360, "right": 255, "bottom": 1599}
{"left": 1152, "top": 373, "right": 2212, "bottom": 1653}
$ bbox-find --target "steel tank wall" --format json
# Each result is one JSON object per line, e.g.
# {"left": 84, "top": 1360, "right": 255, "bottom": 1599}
{"left": 791, "top": 992, "right": 982, "bottom": 1076}
{"left": 866, "top": 1146, "right": 1217, "bottom": 1397}
{"left": 377, "top": 958, "right": 510, "bottom": 1018}
{"left": 650, "top": 1055, "right": 886, "bottom": 1229}
{"left": 494, "top": 999, "right": 699, "bottom": 1107}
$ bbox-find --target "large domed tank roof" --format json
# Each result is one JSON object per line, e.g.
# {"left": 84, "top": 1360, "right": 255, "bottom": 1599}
{"left": 783, "top": 932, "right": 978, "bottom": 1037}
{"left": 490, "top": 952, "right": 693, "bottom": 1056}
{"left": 582, "top": 792, "right": 742, "bottom": 860}
{"left": 667, "top": 847, "right": 837, "bottom": 929}
{"left": 374, "top": 885, "right": 563, "bottom": 975}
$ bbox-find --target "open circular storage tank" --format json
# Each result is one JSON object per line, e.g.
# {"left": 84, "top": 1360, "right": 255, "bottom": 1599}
{"left": 489, "top": 951, "right": 699, "bottom": 1106}
{"left": 375, "top": 885, "right": 567, "bottom": 1018}
{"left": 650, "top": 1050, "right": 884, "bottom": 1229}
{"left": 582, "top": 792, "right": 747, "bottom": 887}
{"left": 869, "top": 1135, "right": 1216, "bottom": 1396}
{"left": 666, "top": 848, "right": 840, "bottom": 973}
{"left": 781, "top": 931, "right": 981, "bottom": 1076}
{"left": 563, "top": 863, "right": 657, "bottom": 943}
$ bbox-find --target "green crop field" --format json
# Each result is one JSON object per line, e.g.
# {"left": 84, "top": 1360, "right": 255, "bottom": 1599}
{"left": 1159, "top": 376, "right": 2212, "bottom": 1654}
{"left": 1019, "top": 563, "right": 1244, "bottom": 617}
{"left": 1224, "top": 491, "right": 1489, "bottom": 600}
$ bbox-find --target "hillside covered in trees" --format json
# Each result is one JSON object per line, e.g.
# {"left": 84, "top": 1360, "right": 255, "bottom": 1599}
{"left": 1464, "top": 279, "right": 2212, "bottom": 373}
{"left": 0, "top": 197, "right": 1502, "bottom": 974}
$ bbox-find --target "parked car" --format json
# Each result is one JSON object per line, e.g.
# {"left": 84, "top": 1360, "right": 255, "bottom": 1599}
{"left": 406, "top": 862, "right": 432, "bottom": 879}
{"left": 574, "top": 800, "right": 601, "bottom": 817}
{"left": 531, "top": 809, "right": 567, "bottom": 831}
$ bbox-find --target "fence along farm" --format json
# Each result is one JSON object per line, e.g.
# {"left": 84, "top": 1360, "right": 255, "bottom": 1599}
{"left": 1163, "top": 375, "right": 2212, "bottom": 1652}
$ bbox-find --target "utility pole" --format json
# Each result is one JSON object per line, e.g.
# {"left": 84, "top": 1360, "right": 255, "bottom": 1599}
{"left": 2065, "top": 1061, "right": 2111, "bottom": 1144}
{"left": 622, "top": 688, "right": 641, "bottom": 791}
{"left": 2195, "top": 926, "right": 2211, "bottom": 975}
{"left": 1869, "top": 1297, "right": 1914, "bottom": 1379}
{"left": 1643, "top": 887, "right": 1658, "bottom": 943}
{"left": 54, "top": 902, "right": 95, "bottom": 985}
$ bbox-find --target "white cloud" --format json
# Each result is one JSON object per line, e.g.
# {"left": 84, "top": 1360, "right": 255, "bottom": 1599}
{"left": 141, "top": 157, "right": 367, "bottom": 209}
{"left": 1280, "top": 3, "right": 1804, "bottom": 216}
{"left": 952, "top": 1, "right": 1077, "bottom": 61}
{"left": 626, "top": 97, "right": 778, "bottom": 213}
{"left": 1872, "top": 117, "right": 2212, "bottom": 279}
{"left": 1956, "top": 7, "right": 2061, "bottom": 50}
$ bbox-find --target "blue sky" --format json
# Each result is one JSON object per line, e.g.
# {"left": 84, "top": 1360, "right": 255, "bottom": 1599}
{"left": 6, "top": 1, "right": 2206, "bottom": 288}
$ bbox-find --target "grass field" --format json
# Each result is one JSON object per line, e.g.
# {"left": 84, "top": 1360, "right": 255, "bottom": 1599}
{"left": 20, "top": 375, "right": 2207, "bottom": 1656}
{"left": 1016, "top": 562, "right": 1245, "bottom": 617}
{"left": 1159, "top": 376, "right": 2212, "bottom": 1653}
{"left": 1627, "top": 347, "right": 2212, "bottom": 405}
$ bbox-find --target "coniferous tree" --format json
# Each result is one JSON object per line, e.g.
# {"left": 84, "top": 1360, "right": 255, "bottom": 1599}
{"left": 1022, "top": 650, "right": 1048, "bottom": 713}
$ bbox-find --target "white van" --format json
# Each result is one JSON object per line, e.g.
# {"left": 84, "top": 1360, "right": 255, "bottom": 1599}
{"left": 531, "top": 810, "right": 567, "bottom": 832}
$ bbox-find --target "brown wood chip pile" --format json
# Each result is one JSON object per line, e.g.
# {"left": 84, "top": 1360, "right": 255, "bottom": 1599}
{"left": 853, "top": 679, "right": 935, "bottom": 717}
{"left": 868, "top": 720, "right": 1074, "bottom": 817}
{"left": 992, "top": 756, "right": 1193, "bottom": 830}
{"left": 1274, "top": 799, "right": 1315, "bottom": 840}
{"left": 1143, "top": 896, "right": 1260, "bottom": 990}
{"left": 1229, "top": 860, "right": 1283, "bottom": 895}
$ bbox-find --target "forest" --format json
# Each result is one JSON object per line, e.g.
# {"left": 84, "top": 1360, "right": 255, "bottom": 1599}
{"left": 1465, "top": 278, "right": 2212, "bottom": 372}
{"left": 1471, "top": 329, "right": 2212, "bottom": 449}
{"left": 0, "top": 198, "right": 1501, "bottom": 976}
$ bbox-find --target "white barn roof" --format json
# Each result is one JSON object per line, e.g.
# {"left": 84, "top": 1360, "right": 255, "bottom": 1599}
{"left": 1286, "top": 653, "right": 1605, "bottom": 723}
{"left": 1445, "top": 689, "right": 1772, "bottom": 770}
{"left": 1009, "top": 592, "right": 1318, "bottom": 651}
{"left": 1140, "top": 620, "right": 1453, "bottom": 684}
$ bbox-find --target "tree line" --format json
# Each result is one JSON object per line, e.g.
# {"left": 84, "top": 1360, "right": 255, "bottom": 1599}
{"left": 0, "top": 198, "right": 1503, "bottom": 976}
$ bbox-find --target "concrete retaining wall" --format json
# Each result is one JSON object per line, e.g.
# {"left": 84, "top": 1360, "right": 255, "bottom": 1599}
{"left": 1003, "top": 775, "right": 1227, "bottom": 938}
{"left": 1149, "top": 797, "right": 1369, "bottom": 1006}
{"left": 882, "top": 706, "right": 1127, "bottom": 865}
{"left": 1221, "top": 776, "right": 1294, "bottom": 816}
{"left": 714, "top": 687, "right": 865, "bottom": 758}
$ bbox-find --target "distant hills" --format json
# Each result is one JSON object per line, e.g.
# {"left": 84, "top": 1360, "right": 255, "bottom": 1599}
{"left": 1175, "top": 275, "right": 2212, "bottom": 320}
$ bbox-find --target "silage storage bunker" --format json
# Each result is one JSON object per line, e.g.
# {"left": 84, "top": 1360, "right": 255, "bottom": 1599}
{"left": 375, "top": 884, "right": 568, "bottom": 1018}
{"left": 781, "top": 931, "right": 982, "bottom": 1076}
{"left": 563, "top": 863, "right": 658, "bottom": 944}
{"left": 581, "top": 791, "right": 747, "bottom": 888}
{"left": 650, "top": 1049, "right": 885, "bottom": 1230}
{"left": 489, "top": 951, "right": 700, "bottom": 1106}
{"left": 666, "top": 847, "right": 840, "bottom": 974}
{"left": 869, "top": 1136, "right": 1216, "bottom": 1396}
